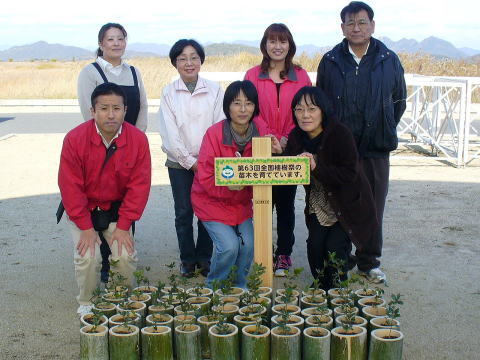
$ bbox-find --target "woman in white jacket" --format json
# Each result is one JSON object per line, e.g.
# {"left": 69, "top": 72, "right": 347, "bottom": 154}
{"left": 158, "top": 39, "right": 224, "bottom": 278}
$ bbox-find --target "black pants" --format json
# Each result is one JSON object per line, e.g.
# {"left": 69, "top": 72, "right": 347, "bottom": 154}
{"left": 356, "top": 157, "right": 390, "bottom": 271}
{"left": 306, "top": 214, "right": 350, "bottom": 290}
{"left": 168, "top": 167, "right": 212, "bottom": 265}
{"left": 273, "top": 185, "right": 297, "bottom": 257}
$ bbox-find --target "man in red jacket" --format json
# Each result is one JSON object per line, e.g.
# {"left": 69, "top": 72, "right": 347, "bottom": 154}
{"left": 58, "top": 82, "right": 151, "bottom": 317}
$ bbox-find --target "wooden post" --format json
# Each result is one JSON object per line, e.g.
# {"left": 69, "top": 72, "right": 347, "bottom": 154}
{"left": 252, "top": 137, "right": 273, "bottom": 287}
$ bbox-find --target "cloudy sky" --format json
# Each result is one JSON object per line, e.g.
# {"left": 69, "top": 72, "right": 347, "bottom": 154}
{"left": 1, "top": 0, "right": 479, "bottom": 50}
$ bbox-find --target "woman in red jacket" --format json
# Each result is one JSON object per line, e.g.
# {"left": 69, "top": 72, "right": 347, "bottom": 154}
{"left": 274, "top": 86, "right": 377, "bottom": 290}
{"left": 191, "top": 80, "right": 270, "bottom": 288}
{"left": 245, "top": 23, "right": 312, "bottom": 276}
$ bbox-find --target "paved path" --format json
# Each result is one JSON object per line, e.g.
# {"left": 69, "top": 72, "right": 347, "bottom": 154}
{"left": 0, "top": 121, "right": 479, "bottom": 359}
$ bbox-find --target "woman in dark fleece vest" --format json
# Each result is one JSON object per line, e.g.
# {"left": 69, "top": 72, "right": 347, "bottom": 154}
{"left": 273, "top": 86, "right": 377, "bottom": 290}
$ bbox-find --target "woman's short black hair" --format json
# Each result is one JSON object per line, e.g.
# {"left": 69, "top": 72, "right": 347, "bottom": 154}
{"left": 223, "top": 80, "right": 260, "bottom": 122}
{"left": 169, "top": 39, "right": 205, "bottom": 67}
{"left": 96, "top": 23, "right": 127, "bottom": 57}
{"left": 291, "top": 86, "right": 334, "bottom": 130}
{"left": 91, "top": 82, "right": 127, "bottom": 108}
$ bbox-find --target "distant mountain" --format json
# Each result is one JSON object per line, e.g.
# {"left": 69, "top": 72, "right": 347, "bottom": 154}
{"left": 379, "top": 36, "right": 479, "bottom": 59}
{"left": 204, "top": 43, "right": 259, "bottom": 56}
{"left": 128, "top": 42, "right": 170, "bottom": 56}
{"left": 459, "top": 47, "right": 480, "bottom": 57}
{"left": 1, "top": 38, "right": 479, "bottom": 61}
{"left": 0, "top": 41, "right": 93, "bottom": 61}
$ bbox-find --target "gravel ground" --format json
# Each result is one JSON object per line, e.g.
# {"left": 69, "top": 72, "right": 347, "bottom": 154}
{"left": 0, "top": 132, "right": 479, "bottom": 359}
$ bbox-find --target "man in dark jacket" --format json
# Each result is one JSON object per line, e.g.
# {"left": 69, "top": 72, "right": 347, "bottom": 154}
{"left": 316, "top": 1, "right": 407, "bottom": 283}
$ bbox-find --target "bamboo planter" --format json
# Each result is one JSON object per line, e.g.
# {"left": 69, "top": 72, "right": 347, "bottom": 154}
{"left": 361, "top": 305, "right": 387, "bottom": 322}
{"left": 109, "top": 313, "right": 142, "bottom": 329}
{"left": 257, "top": 286, "right": 273, "bottom": 299}
{"left": 302, "top": 288, "right": 326, "bottom": 297}
{"left": 102, "top": 292, "right": 126, "bottom": 305}
{"left": 173, "top": 304, "right": 199, "bottom": 316}
{"left": 271, "top": 314, "right": 305, "bottom": 331}
{"left": 238, "top": 305, "right": 267, "bottom": 317}
{"left": 212, "top": 304, "right": 239, "bottom": 323}
{"left": 80, "top": 325, "right": 108, "bottom": 360}
{"left": 302, "top": 327, "right": 330, "bottom": 360}
{"left": 146, "top": 313, "right": 174, "bottom": 330}
{"left": 173, "top": 314, "right": 196, "bottom": 330}
{"left": 148, "top": 303, "right": 174, "bottom": 316}
{"left": 234, "top": 315, "right": 258, "bottom": 332}
{"left": 335, "top": 315, "right": 368, "bottom": 329}
{"left": 208, "top": 323, "right": 240, "bottom": 360}
{"left": 175, "top": 324, "right": 202, "bottom": 360}
{"left": 368, "top": 329, "right": 404, "bottom": 360}
{"left": 333, "top": 305, "right": 359, "bottom": 319}
{"left": 301, "top": 307, "right": 333, "bottom": 319}
{"left": 330, "top": 325, "right": 367, "bottom": 360}
{"left": 161, "top": 286, "right": 185, "bottom": 296}
{"left": 300, "top": 295, "right": 328, "bottom": 309}
{"left": 274, "top": 295, "right": 299, "bottom": 306}
{"left": 133, "top": 285, "right": 158, "bottom": 295}
{"left": 186, "top": 296, "right": 211, "bottom": 312}
{"left": 116, "top": 301, "right": 147, "bottom": 322}
{"left": 109, "top": 325, "right": 140, "bottom": 360}
{"left": 357, "top": 296, "right": 386, "bottom": 309}
{"left": 215, "top": 287, "right": 245, "bottom": 298}
{"left": 271, "top": 304, "right": 301, "bottom": 317}
{"left": 305, "top": 315, "right": 334, "bottom": 330}
{"left": 186, "top": 287, "right": 213, "bottom": 298}
{"left": 128, "top": 293, "right": 152, "bottom": 307}
{"left": 220, "top": 296, "right": 241, "bottom": 306}
{"left": 141, "top": 326, "right": 173, "bottom": 360}
{"left": 241, "top": 324, "right": 270, "bottom": 360}
{"left": 93, "top": 302, "right": 117, "bottom": 318}
{"left": 270, "top": 326, "right": 301, "bottom": 360}
{"left": 197, "top": 315, "right": 219, "bottom": 359}
{"left": 80, "top": 313, "right": 108, "bottom": 328}
{"left": 369, "top": 317, "right": 401, "bottom": 332}
{"left": 276, "top": 288, "right": 300, "bottom": 299}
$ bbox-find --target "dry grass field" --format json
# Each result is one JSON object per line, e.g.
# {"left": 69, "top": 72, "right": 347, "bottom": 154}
{"left": 0, "top": 53, "right": 478, "bottom": 99}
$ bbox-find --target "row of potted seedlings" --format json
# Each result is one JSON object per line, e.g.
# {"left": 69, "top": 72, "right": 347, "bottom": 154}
{"left": 79, "top": 257, "right": 404, "bottom": 360}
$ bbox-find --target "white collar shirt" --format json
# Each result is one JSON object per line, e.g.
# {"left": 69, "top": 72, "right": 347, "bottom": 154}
{"left": 349, "top": 42, "right": 370, "bottom": 65}
{"left": 95, "top": 122, "right": 123, "bottom": 148}
{"left": 96, "top": 56, "right": 127, "bottom": 77}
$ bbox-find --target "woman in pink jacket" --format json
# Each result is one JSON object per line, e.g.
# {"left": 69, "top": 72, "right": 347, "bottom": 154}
{"left": 245, "top": 23, "right": 312, "bottom": 276}
{"left": 191, "top": 80, "right": 270, "bottom": 288}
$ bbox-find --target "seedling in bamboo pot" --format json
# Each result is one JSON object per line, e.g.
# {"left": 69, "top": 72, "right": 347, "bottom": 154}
{"left": 109, "top": 321, "right": 140, "bottom": 360}
{"left": 175, "top": 317, "right": 201, "bottom": 360}
{"left": 331, "top": 305, "right": 368, "bottom": 360}
{"left": 368, "top": 293, "right": 404, "bottom": 360}
{"left": 141, "top": 324, "right": 174, "bottom": 360}
{"left": 208, "top": 315, "right": 240, "bottom": 360}
{"left": 270, "top": 324, "right": 301, "bottom": 360}
{"left": 215, "top": 265, "right": 245, "bottom": 297}
{"left": 302, "top": 326, "right": 331, "bottom": 360}
{"left": 300, "top": 278, "right": 327, "bottom": 308}
{"left": 241, "top": 318, "right": 270, "bottom": 360}
{"left": 80, "top": 324, "right": 109, "bottom": 360}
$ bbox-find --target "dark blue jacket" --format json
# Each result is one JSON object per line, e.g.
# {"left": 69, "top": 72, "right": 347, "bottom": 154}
{"left": 316, "top": 38, "right": 407, "bottom": 158}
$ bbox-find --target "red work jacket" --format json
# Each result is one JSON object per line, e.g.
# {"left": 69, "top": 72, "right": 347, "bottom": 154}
{"left": 58, "top": 120, "right": 151, "bottom": 231}
{"left": 191, "top": 118, "right": 267, "bottom": 226}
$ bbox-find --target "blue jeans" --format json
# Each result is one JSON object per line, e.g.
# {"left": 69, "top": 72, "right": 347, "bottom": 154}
{"left": 168, "top": 167, "right": 212, "bottom": 265}
{"left": 203, "top": 218, "right": 254, "bottom": 289}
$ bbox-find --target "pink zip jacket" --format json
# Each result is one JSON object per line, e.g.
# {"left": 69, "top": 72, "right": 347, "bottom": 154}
{"left": 244, "top": 65, "right": 311, "bottom": 140}
{"left": 191, "top": 118, "right": 267, "bottom": 226}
